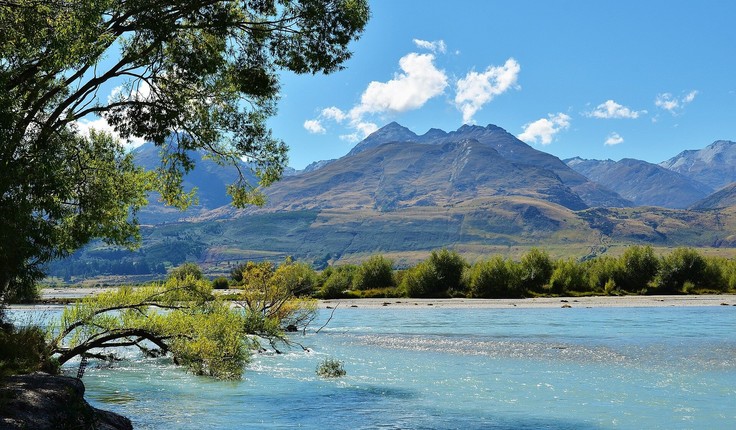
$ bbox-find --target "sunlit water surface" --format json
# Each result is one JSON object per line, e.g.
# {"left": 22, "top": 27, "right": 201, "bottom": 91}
{"left": 10, "top": 305, "right": 736, "bottom": 429}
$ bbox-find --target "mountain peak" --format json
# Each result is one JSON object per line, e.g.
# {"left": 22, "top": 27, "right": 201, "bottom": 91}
{"left": 660, "top": 139, "right": 736, "bottom": 189}
{"left": 347, "top": 122, "right": 418, "bottom": 156}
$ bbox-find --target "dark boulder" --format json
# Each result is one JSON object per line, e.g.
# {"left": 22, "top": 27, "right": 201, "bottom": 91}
{"left": 0, "top": 372, "right": 132, "bottom": 430}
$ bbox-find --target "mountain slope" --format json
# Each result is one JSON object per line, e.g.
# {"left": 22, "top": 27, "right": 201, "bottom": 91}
{"left": 245, "top": 138, "right": 588, "bottom": 213}
{"left": 349, "top": 123, "right": 630, "bottom": 208}
{"left": 660, "top": 140, "right": 736, "bottom": 189}
{"left": 690, "top": 183, "right": 736, "bottom": 210}
{"left": 566, "top": 157, "right": 712, "bottom": 208}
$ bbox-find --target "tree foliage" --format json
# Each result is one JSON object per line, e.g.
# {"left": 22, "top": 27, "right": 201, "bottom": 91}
{"left": 519, "top": 248, "right": 553, "bottom": 293}
{"left": 353, "top": 255, "right": 394, "bottom": 290}
{"left": 468, "top": 257, "right": 522, "bottom": 298}
{"left": 47, "top": 272, "right": 314, "bottom": 379}
{"left": 234, "top": 259, "right": 317, "bottom": 341}
{"left": 168, "top": 262, "right": 204, "bottom": 281}
{"left": 0, "top": 0, "right": 369, "bottom": 302}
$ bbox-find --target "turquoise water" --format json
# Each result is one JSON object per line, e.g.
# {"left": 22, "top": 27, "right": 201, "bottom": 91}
{"left": 12, "top": 306, "right": 736, "bottom": 429}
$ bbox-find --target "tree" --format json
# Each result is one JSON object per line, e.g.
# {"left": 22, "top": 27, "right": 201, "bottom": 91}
{"left": 0, "top": 0, "right": 369, "bottom": 303}
{"left": 168, "top": 262, "right": 204, "bottom": 281}
{"left": 519, "top": 248, "right": 553, "bottom": 293}
{"left": 235, "top": 259, "right": 317, "bottom": 342}
{"left": 653, "top": 247, "right": 708, "bottom": 294}
{"left": 549, "top": 258, "right": 589, "bottom": 295}
{"left": 615, "top": 245, "right": 659, "bottom": 292}
{"left": 428, "top": 249, "right": 467, "bottom": 294}
{"left": 47, "top": 275, "right": 311, "bottom": 380}
{"left": 467, "top": 257, "right": 522, "bottom": 299}
{"left": 353, "top": 255, "right": 394, "bottom": 290}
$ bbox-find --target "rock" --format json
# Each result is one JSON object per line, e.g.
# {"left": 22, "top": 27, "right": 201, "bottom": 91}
{"left": 0, "top": 372, "right": 132, "bottom": 430}
{"left": 285, "top": 324, "right": 298, "bottom": 332}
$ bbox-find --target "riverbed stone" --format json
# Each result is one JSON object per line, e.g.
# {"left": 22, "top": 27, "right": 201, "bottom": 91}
{"left": 0, "top": 372, "right": 132, "bottom": 430}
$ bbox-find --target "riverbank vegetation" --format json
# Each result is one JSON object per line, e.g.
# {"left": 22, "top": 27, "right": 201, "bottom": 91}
{"left": 226, "top": 246, "right": 736, "bottom": 299}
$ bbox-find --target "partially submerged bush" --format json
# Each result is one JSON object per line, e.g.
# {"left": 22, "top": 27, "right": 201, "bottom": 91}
{"left": 316, "top": 358, "right": 346, "bottom": 378}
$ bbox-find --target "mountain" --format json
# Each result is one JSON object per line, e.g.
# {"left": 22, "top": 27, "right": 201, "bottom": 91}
{"left": 565, "top": 157, "right": 712, "bottom": 208}
{"left": 347, "top": 121, "right": 419, "bottom": 156}
{"left": 351, "top": 123, "right": 630, "bottom": 208}
{"left": 49, "top": 123, "right": 736, "bottom": 283}
{"left": 202, "top": 123, "right": 634, "bottom": 220}
{"left": 660, "top": 140, "right": 736, "bottom": 190}
{"left": 690, "top": 182, "right": 736, "bottom": 210}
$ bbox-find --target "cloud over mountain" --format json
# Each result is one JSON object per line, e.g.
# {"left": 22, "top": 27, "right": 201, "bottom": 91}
{"left": 518, "top": 113, "right": 570, "bottom": 145}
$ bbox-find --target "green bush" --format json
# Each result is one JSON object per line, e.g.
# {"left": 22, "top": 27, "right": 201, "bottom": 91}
{"left": 272, "top": 260, "right": 317, "bottom": 297}
{"left": 519, "top": 248, "right": 553, "bottom": 293}
{"left": 318, "top": 266, "right": 356, "bottom": 299}
{"left": 429, "top": 249, "right": 466, "bottom": 294}
{"left": 353, "top": 255, "right": 395, "bottom": 290}
{"left": 0, "top": 325, "right": 58, "bottom": 377}
{"left": 549, "top": 258, "right": 589, "bottom": 294}
{"left": 616, "top": 245, "right": 659, "bottom": 291}
{"left": 586, "top": 256, "right": 620, "bottom": 294}
{"left": 468, "top": 257, "right": 522, "bottom": 298}
{"left": 211, "top": 277, "right": 230, "bottom": 290}
{"left": 169, "top": 262, "right": 204, "bottom": 281}
{"left": 653, "top": 247, "right": 707, "bottom": 294}
{"left": 400, "top": 261, "right": 441, "bottom": 298}
{"left": 316, "top": 357, "right": 346, "bottom": 378}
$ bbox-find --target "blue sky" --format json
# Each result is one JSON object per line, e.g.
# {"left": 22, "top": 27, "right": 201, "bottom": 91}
{"left": 271, "top": 0, "right": 736, "bottom": 169}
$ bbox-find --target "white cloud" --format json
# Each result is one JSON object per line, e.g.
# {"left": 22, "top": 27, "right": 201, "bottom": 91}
{"left": 413, "top": 39, "right": 447, "bottom": 54}
{"left": 518, "top": 113, "right": 570, "bottom": 145}
{"left": 352, "top": 53, "right": 448, "bottom": 117}
{"left": 655, "top": 90, "right": 698, "bottom": 114}
{"left": 75, "top": 117, "right": 145, "bottom": 148}
{"left": 303, "top": 119, "right": 326, "bottom": 134}
{"left": 683, "top": 90, "right": 698, "bottom": 103}
{"left": 454, "top": 58, "right": 521, "bottom": 124}
{"left": 587, "top": 100, "right": 646, "bottom": 119}
{"left": 307, "top": 52, "right": 448, "bottom": 141}
{"left": 339, "top": 133, "right": 361, "bottom": 143}
{"left": 604, "top": 132, "right": 624, "bottom": 146}
{"left": 320, "top": 107, "right": 347, "bottom": 122}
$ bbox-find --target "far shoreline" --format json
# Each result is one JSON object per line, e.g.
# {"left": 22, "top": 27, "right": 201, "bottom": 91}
{"left": 34, "top": 287, "right": 736, "bottom": 310}
{"left": 318, "top": 295, "right": 736, "bottom": 309}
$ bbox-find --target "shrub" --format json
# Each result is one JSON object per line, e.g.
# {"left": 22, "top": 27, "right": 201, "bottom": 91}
{"left": 549, "top": 258, "right": 589, "bottom": 294}
{"left": 353, "top": 255, "right": 395, "bottom": 290}
{"left": 400, "top": 261, "right": 441, "bottom": 298}
{"left": 616, "top": 245, "right": 659, "bottom": 291}
{"left": 586, "top": 256, "right": 620, "bottom": 294}
{"left": 428, "top": 249, "right": 466, "bottom": 294}
{"left": 468, "top": 257, "right": 522, "bottom": 298}
{"left": 316, "top": 358, "right": 346, "bottom": 378}
{"left": 0, "top": 325, "right": 58, "bottom": 377}
{"left": 169, "top": 262, "right": 204, "bottom": 281}
{"left": 211, "top": 277, "right": 230, "bottom": 290}
{"left": 653, "top": 247, "right": 707, "bottom": 294}
{"left": 272, "top": 261, "right": 317, "bottom": 297}
{"left": 519, "top": 248, "right": 553, "bottom": 293}
{"left": 318, "top": 266, "right": 355, "bottom": 299}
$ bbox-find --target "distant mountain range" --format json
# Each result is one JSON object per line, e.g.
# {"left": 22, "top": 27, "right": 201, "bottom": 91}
{"left": 48, "top": 123, "right": 736, "bottom": 282}
{"left": 564, "top": 157, "right": 713, "bottom": 208}
{"left": 660, "top": 140, "right": 736, "bottom": 190}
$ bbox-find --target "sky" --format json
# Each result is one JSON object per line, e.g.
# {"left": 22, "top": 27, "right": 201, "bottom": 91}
{"left": 269, "top": 0, "right": 736, "bottom": 169}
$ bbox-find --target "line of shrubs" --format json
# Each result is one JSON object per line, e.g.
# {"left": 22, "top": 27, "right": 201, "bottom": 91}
{"left": 204, "top": 246, "right": 736, "bottom": 299}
